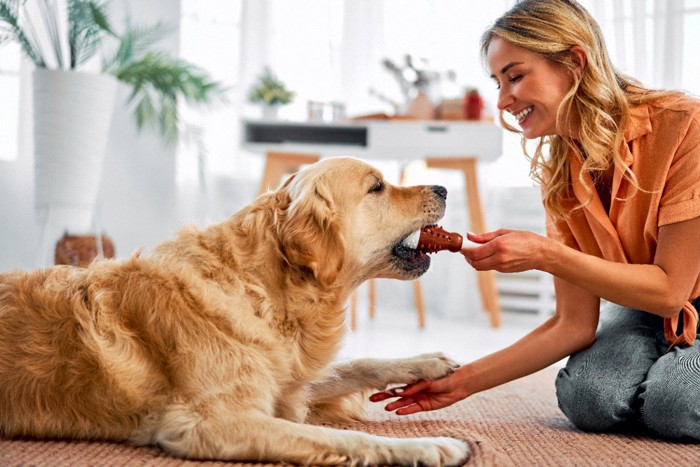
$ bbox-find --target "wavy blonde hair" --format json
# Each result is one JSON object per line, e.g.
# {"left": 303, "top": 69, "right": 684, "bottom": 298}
{"left": 481, "top": 0, "right": 664, "bottom": 218}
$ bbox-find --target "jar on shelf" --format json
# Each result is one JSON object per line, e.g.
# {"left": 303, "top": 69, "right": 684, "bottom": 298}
{"left": 463, "top": 88, "right": 484, "bottom": 120}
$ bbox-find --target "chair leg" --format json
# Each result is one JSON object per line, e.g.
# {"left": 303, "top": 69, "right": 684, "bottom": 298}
{"left": 368, "top": 279, "right": 376, "bottom": 319}
{"left": 413, "top": 280, "right": 426, "bottom": 328}
{"left": 350, "top": 290, "right": 358, "bottom": 331}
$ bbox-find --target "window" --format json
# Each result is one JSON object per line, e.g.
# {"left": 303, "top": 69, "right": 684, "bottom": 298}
{"left": 0, "top": 42, "right": 20, "bottom": 162}
{"left": 582, "top": 0, "right": 699, "bottom": 95}
{"left": 178, "top": 0, "right": 243, "bottom": 185}
{"left": 682, "top": 2, "right": 700, "bottom": 95}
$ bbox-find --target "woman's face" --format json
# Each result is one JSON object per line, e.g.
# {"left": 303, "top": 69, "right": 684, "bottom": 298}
{"left": 487, "top": 37, "right": 576, "bottom": 139}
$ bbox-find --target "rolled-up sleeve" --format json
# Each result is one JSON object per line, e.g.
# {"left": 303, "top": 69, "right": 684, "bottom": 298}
{"left": 659, "top": 116, "right": 700, "bottom": 226}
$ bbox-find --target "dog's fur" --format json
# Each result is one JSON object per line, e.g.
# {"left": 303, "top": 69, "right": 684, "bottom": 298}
{"left": 0, "top": 157, "right": 469, "bottom": 465}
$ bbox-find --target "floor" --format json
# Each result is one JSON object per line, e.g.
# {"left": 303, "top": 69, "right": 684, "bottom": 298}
{"left": 339, "top": 300, "right": 559, "bottom": 367}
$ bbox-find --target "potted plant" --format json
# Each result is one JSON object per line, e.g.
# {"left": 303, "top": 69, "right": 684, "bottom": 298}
{"left": 248, "top": 66, "right": 294, "bottom": 119}
{"left": 0, "top": 0, "right": 225, "bottom": 241}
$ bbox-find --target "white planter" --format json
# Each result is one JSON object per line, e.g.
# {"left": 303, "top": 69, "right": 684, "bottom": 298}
{"left": 33, "top": 69, "right": 118, "bottom": 232}
{"left": 261, "top": 104, "right": 279, "bottom": 120}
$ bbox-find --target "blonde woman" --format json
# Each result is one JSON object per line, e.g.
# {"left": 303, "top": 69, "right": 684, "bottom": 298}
{"left": 372, "top": 0, "right": 700, "bottom": 439}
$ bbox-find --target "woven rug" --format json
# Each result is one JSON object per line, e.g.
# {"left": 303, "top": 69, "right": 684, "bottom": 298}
{"left": 1, "top": 367, "right": 698, "bottom": 466}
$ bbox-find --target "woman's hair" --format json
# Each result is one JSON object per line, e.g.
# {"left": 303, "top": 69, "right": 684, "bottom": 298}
{"left": 481, "top": 0, "right": 664, "bottom": 218}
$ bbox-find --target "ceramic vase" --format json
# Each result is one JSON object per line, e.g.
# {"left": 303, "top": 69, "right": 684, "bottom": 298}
{"left": 33, "top": 69, "right": 118, "bottom": 232}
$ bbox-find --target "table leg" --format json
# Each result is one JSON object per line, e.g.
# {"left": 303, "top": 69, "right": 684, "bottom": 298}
{"left": 426, "top": 157, "right": 501, "bottom": 328}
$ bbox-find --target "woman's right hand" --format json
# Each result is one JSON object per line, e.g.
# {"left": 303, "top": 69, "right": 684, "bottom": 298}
{"left": 369, "top": 368, "right": 469, "bottom": 415}
{"left": 461, "top": 229, "right": 551, "bottom": 273}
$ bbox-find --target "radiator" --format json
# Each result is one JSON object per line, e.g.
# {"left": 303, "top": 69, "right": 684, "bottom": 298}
{"left": 488, "top": 185, "right": 555, "bottom": 317}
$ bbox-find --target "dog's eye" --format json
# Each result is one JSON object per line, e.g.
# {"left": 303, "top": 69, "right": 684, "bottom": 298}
{"left": 368, "top": 181, "right": 385, "bottom": 194}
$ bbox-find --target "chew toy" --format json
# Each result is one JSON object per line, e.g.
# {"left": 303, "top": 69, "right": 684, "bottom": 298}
{"left": 402, "top": 225, "right": 480, "bottom": 253}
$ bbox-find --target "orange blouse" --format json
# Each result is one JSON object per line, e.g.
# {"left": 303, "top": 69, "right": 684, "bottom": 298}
{"left": 547, "top": 92, "right": 700, "bottom": 346}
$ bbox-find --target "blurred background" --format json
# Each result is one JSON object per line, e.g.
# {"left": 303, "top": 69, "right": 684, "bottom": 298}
{"left": 1, "top": 0, "right": 699, "bottom": 348}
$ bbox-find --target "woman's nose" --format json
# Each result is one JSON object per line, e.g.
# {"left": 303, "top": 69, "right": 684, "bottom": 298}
{"left": 496, "top": 87, "right": 514, "bottom": 111}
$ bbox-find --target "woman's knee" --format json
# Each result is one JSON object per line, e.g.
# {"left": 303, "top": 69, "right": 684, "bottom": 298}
{"left": 639, "top": 348, "right": 700, "bottom": 440}
{"left": 555, "top": 361, "right": 639, "bottom": 432}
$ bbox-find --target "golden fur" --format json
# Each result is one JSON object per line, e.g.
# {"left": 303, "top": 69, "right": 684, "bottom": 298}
{"left": 0, "top": 157, "right": 469, "bottom": 465}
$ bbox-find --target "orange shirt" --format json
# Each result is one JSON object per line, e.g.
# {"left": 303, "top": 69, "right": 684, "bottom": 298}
{"left": 547, "top": 92, "right": 700, "bottom": 346}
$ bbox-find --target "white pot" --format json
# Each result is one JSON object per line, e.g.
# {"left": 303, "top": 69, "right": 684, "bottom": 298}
{"left": 33, "top": 69, "right": 118, "bottom": 231}
{"left": 262, "top": 104, "right": 279, "bottom": 120}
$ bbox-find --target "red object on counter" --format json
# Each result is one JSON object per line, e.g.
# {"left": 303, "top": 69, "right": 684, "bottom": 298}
{"left": 463, "top": 89, "right": 483, "bottom": 120}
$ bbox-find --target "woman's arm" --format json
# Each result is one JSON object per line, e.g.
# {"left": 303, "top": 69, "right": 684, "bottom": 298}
{"left": 463, "top": 215, "right": 700, "bottom": 318}
{"left": 371, "top": 278, "right": 599, "bottom": 415}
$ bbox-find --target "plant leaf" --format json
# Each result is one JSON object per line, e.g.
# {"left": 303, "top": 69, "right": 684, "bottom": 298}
{"left": 114, "top": 51, "right": 227, "bottom": 144}
{"left": 68, "top": 0, "right": 109, "bottom": 68}
{"left": 0, "top": 0, "right": 47, "bottom": 67}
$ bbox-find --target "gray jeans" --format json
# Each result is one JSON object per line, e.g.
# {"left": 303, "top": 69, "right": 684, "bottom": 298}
{"left": 556, "top": 298, "right": 700, "bottom": 440}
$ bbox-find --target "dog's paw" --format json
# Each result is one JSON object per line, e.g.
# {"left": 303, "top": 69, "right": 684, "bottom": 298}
{"left": 432, "top": 437, "right": 470, "bottom": 467}
{"left": 380, "top": 352, "right": 460, "bottom": 386}
{"left": 381, "top": 436, "right": 470, "bottom": 467}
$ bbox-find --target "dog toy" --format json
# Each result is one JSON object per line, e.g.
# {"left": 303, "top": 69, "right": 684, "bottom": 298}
{"left": 402, "top": 225, "right": 480, "bottom": 253}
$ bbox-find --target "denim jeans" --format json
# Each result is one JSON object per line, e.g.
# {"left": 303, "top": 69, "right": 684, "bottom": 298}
{"left": 555, "top": 298, "right": 700, "bottom": 440}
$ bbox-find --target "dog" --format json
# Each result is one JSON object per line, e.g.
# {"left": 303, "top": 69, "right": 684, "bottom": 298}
{"left": 0, "top": 157, "right": 469, "bottom": 465}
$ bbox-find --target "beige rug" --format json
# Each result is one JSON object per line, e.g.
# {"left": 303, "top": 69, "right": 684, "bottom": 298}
{"left": 1, "top": 367, "right": 698, "bottom": 466}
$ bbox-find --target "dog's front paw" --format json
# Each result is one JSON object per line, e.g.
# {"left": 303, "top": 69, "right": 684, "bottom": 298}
{"left": 380, "top": 352, "right": 460, "bottom": 386}
{"left": 384, "top": 436, "right": 470, "bottom": 467}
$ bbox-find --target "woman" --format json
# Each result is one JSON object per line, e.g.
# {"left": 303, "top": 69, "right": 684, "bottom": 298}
{"left": 371, "top": 0, "right": 700, "bottom": 440}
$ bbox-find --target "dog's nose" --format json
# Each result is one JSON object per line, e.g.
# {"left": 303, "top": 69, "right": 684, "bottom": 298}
{"left": 431, "top": 185, "right": 448, "bottom": 201}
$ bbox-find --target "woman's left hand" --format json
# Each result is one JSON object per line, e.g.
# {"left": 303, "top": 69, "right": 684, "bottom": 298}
{"left": 461, "top": 229, "right": 550, "bottom": 273}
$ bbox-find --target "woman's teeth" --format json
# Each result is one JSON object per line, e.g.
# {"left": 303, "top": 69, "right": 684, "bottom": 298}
{"left": 514, "top": 106, "right": 533, "bottom": 122}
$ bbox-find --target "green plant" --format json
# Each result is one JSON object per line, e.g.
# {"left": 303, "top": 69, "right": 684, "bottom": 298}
{"left": 0, "top": 0, "right": 110, "bottom": 68}
{"left": 99, "top": 18, "right": 227, "bottom": 144}
{"left": 248, "top": 67, "right": 294, "bottom": 106}
{"left": 0, "top": 0, "right": 226, "bottom": 144}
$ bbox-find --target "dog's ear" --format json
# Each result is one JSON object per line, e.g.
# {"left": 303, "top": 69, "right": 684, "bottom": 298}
{"left": 277, "top": 174, "right": 345, "bottom": 287}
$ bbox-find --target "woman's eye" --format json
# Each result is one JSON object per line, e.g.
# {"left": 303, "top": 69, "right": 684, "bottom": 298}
{"left": 509, "top": 74, "right": 522, "bottom": 83}
{"left": 368, "top": 181, "right": 385, "bottom": 194}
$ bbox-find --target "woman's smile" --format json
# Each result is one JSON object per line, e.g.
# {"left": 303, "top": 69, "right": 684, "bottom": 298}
{"left": 512, "top": 105, "right": 534, "bottom": 123}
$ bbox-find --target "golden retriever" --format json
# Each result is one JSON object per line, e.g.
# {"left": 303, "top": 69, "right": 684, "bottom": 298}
{"left": 0, "top": 157, "right": 469, "bottom": 465}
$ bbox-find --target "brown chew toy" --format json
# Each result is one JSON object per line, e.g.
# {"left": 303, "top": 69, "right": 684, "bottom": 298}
{"left": 418, "top": 225, "right": 463, "bottom": 253}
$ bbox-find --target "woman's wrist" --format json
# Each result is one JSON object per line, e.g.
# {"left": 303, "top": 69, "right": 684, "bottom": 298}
{"left": 539, "top": 235, "right": 559, "bottom": 274}
{"left": 451, "top": 364, "right": 478, "bottom": 399}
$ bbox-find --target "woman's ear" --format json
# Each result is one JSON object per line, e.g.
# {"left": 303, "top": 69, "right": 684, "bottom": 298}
{"left": 569, "top": 45, "right": 587, "bottom": 77}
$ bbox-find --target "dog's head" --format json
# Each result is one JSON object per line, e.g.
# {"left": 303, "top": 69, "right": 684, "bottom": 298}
{"left": 275, "top": 157, "right": 446, "bottom": 288}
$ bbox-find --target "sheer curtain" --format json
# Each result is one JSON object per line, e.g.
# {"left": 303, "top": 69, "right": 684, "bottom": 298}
{"left": 0, "top": 43, "right": 20, "bottom": 162}
{"left": 582, "top": 0, "right": 699, "bottom": 95}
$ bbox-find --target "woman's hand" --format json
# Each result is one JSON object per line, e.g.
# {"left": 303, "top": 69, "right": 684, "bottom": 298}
{"left": 369, "top": 369, "right": 468, "bottom": 415}
{"left": 462, "top": 229, "right": 551, "bottom": 273}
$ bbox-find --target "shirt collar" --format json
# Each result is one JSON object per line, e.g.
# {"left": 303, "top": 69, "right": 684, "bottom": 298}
{"left": 624, "top": 102, "right": 653, "bottom": 142}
